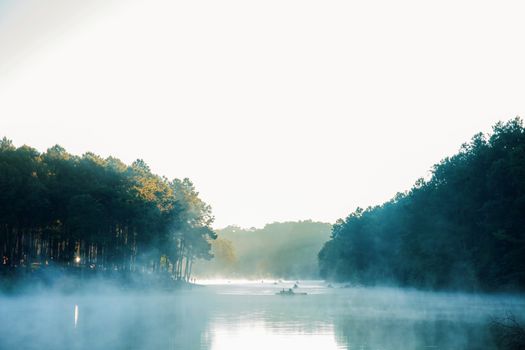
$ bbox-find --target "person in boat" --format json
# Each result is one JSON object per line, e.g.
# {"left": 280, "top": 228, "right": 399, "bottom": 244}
{"left": 277, "top": 288, "right": 306, "bottom": 295}
{"left": 279, "top": 288, "right": 294, "bottom": 295}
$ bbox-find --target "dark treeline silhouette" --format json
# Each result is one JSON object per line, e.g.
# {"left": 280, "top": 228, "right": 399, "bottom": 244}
{"left": 0, "top": 139, "right": 216, "bottom": 284}
{"left": 319, "top": 118, "right": 525, "bottom": 291}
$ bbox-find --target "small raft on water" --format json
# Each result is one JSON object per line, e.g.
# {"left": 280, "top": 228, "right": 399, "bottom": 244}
{"left": 276, "top": 288, "right": 307, "bottom": 296}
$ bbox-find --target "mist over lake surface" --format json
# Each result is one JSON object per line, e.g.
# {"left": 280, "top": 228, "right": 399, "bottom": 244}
{"left": 2, "top": 281, "right": 524, "bottom": 350}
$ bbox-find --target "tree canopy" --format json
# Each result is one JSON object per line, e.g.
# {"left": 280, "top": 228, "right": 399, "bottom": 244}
{"left": 0, "top": 139, "right": 216, "bottom": 282}
{"left": 318, "top": 118, "right": 525, "bottom": 291}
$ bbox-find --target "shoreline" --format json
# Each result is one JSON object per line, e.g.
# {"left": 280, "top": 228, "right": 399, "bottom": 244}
{"left": 0, "top": 266, "right": 202, "bottom": 295}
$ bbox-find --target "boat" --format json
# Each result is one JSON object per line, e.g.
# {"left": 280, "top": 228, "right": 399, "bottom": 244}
{"left": 276, "top": 288, "right": 307, "bottom": 296}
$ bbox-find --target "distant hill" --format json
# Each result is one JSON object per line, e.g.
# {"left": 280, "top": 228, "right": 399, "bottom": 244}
{"left": 193, "top": 221, "right": 332, "bottom": 279}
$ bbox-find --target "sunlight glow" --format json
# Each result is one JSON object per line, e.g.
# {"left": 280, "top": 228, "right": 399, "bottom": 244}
{"left": 210, "top": 323, "right": 342, "bottom": 350}
{"left": 2, "top": 0, "right": 524, "bottom": 228}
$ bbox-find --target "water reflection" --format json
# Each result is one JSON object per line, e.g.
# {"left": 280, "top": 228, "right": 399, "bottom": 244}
{"left": 209, "top": 323, "right": 341, "bottom": 350}
{"left": 1, "top": 282, "right": 524, "bottom": 350}
{"left": 74, "top": 304, "right": 79, "bottom": 328}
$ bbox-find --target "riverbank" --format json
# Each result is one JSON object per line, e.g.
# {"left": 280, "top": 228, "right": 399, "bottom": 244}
{"left": 0, "top": 266, "right": 200, "bottom": 295}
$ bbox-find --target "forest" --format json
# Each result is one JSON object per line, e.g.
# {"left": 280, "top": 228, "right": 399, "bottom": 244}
{"left": 193, "top": 221, "right": 331, "bottom": 279}
{"left": 0, "top": 139, "right": 216, "bottom": 285}
{"left": 319, "top": 118, "right": 525, "bottom": 292}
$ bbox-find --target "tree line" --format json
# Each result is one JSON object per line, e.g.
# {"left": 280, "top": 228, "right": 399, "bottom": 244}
{"left": 0, "top": 139, "right": 216, "bottom": 282}
{"left": 193, "top": 221, "right": 332, "bottom": 279}
{"left": 319, "top": 118, "right": 525, "bottom": 291}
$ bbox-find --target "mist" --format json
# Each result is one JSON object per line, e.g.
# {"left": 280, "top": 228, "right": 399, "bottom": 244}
{"left": 193, "top": 221, "right": 332, "bottom": 279}
{"left": 3, "top": 0, "right": 525, "bottom": 347}
{"left": 2, "top": 118, "right": 525, "bottom": 350}
{"left": 2, "top": 278, "right": 525, "bottom": 350}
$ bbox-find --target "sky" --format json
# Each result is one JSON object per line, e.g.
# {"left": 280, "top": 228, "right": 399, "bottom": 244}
{"left": 1, "top": 0, "right": 525, "bottom": 228}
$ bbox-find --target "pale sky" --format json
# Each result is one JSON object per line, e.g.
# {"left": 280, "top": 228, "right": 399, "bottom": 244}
{"left": 1, "top": 0, "right": 524, "bottom": 228}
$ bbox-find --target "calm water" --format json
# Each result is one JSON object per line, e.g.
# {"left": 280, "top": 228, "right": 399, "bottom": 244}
{"left": 2, "top": 280, "right": 525, "bottom": 350}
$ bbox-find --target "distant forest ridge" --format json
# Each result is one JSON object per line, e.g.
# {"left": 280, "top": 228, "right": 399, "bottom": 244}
{"left": 319, "top": 118, "right": 525, "bottom": 292}
{"left": 0, "top": 140, "right": 216, "bottom": 282}
{"left": 193, "top": 221, "right": 332, "bottom": 279}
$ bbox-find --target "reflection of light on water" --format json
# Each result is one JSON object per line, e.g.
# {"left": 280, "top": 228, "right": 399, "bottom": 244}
{"left": 210, "top": 323, "right": 342, "bottom": 350}
{"left": 74, "top": 305, "right": 79, "bottom": 328}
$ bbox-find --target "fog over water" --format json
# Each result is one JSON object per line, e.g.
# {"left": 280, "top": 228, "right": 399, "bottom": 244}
{"left": 2, "top": 281, "right": 524, "bottom": 350}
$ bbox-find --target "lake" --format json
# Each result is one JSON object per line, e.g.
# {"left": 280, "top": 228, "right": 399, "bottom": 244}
{"left": 2, "top": 280, "right": 524, "bottom": 350}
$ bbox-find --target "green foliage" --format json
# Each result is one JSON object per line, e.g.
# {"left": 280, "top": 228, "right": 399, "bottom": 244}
{"left": 319, "top": 118, "right": 525, "bottom": 291}
{"left": 0, "top": 141, "right": 215, "bottom": 281}
{"left": 194, "top": 221, "right": 332, "bottom": 278}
